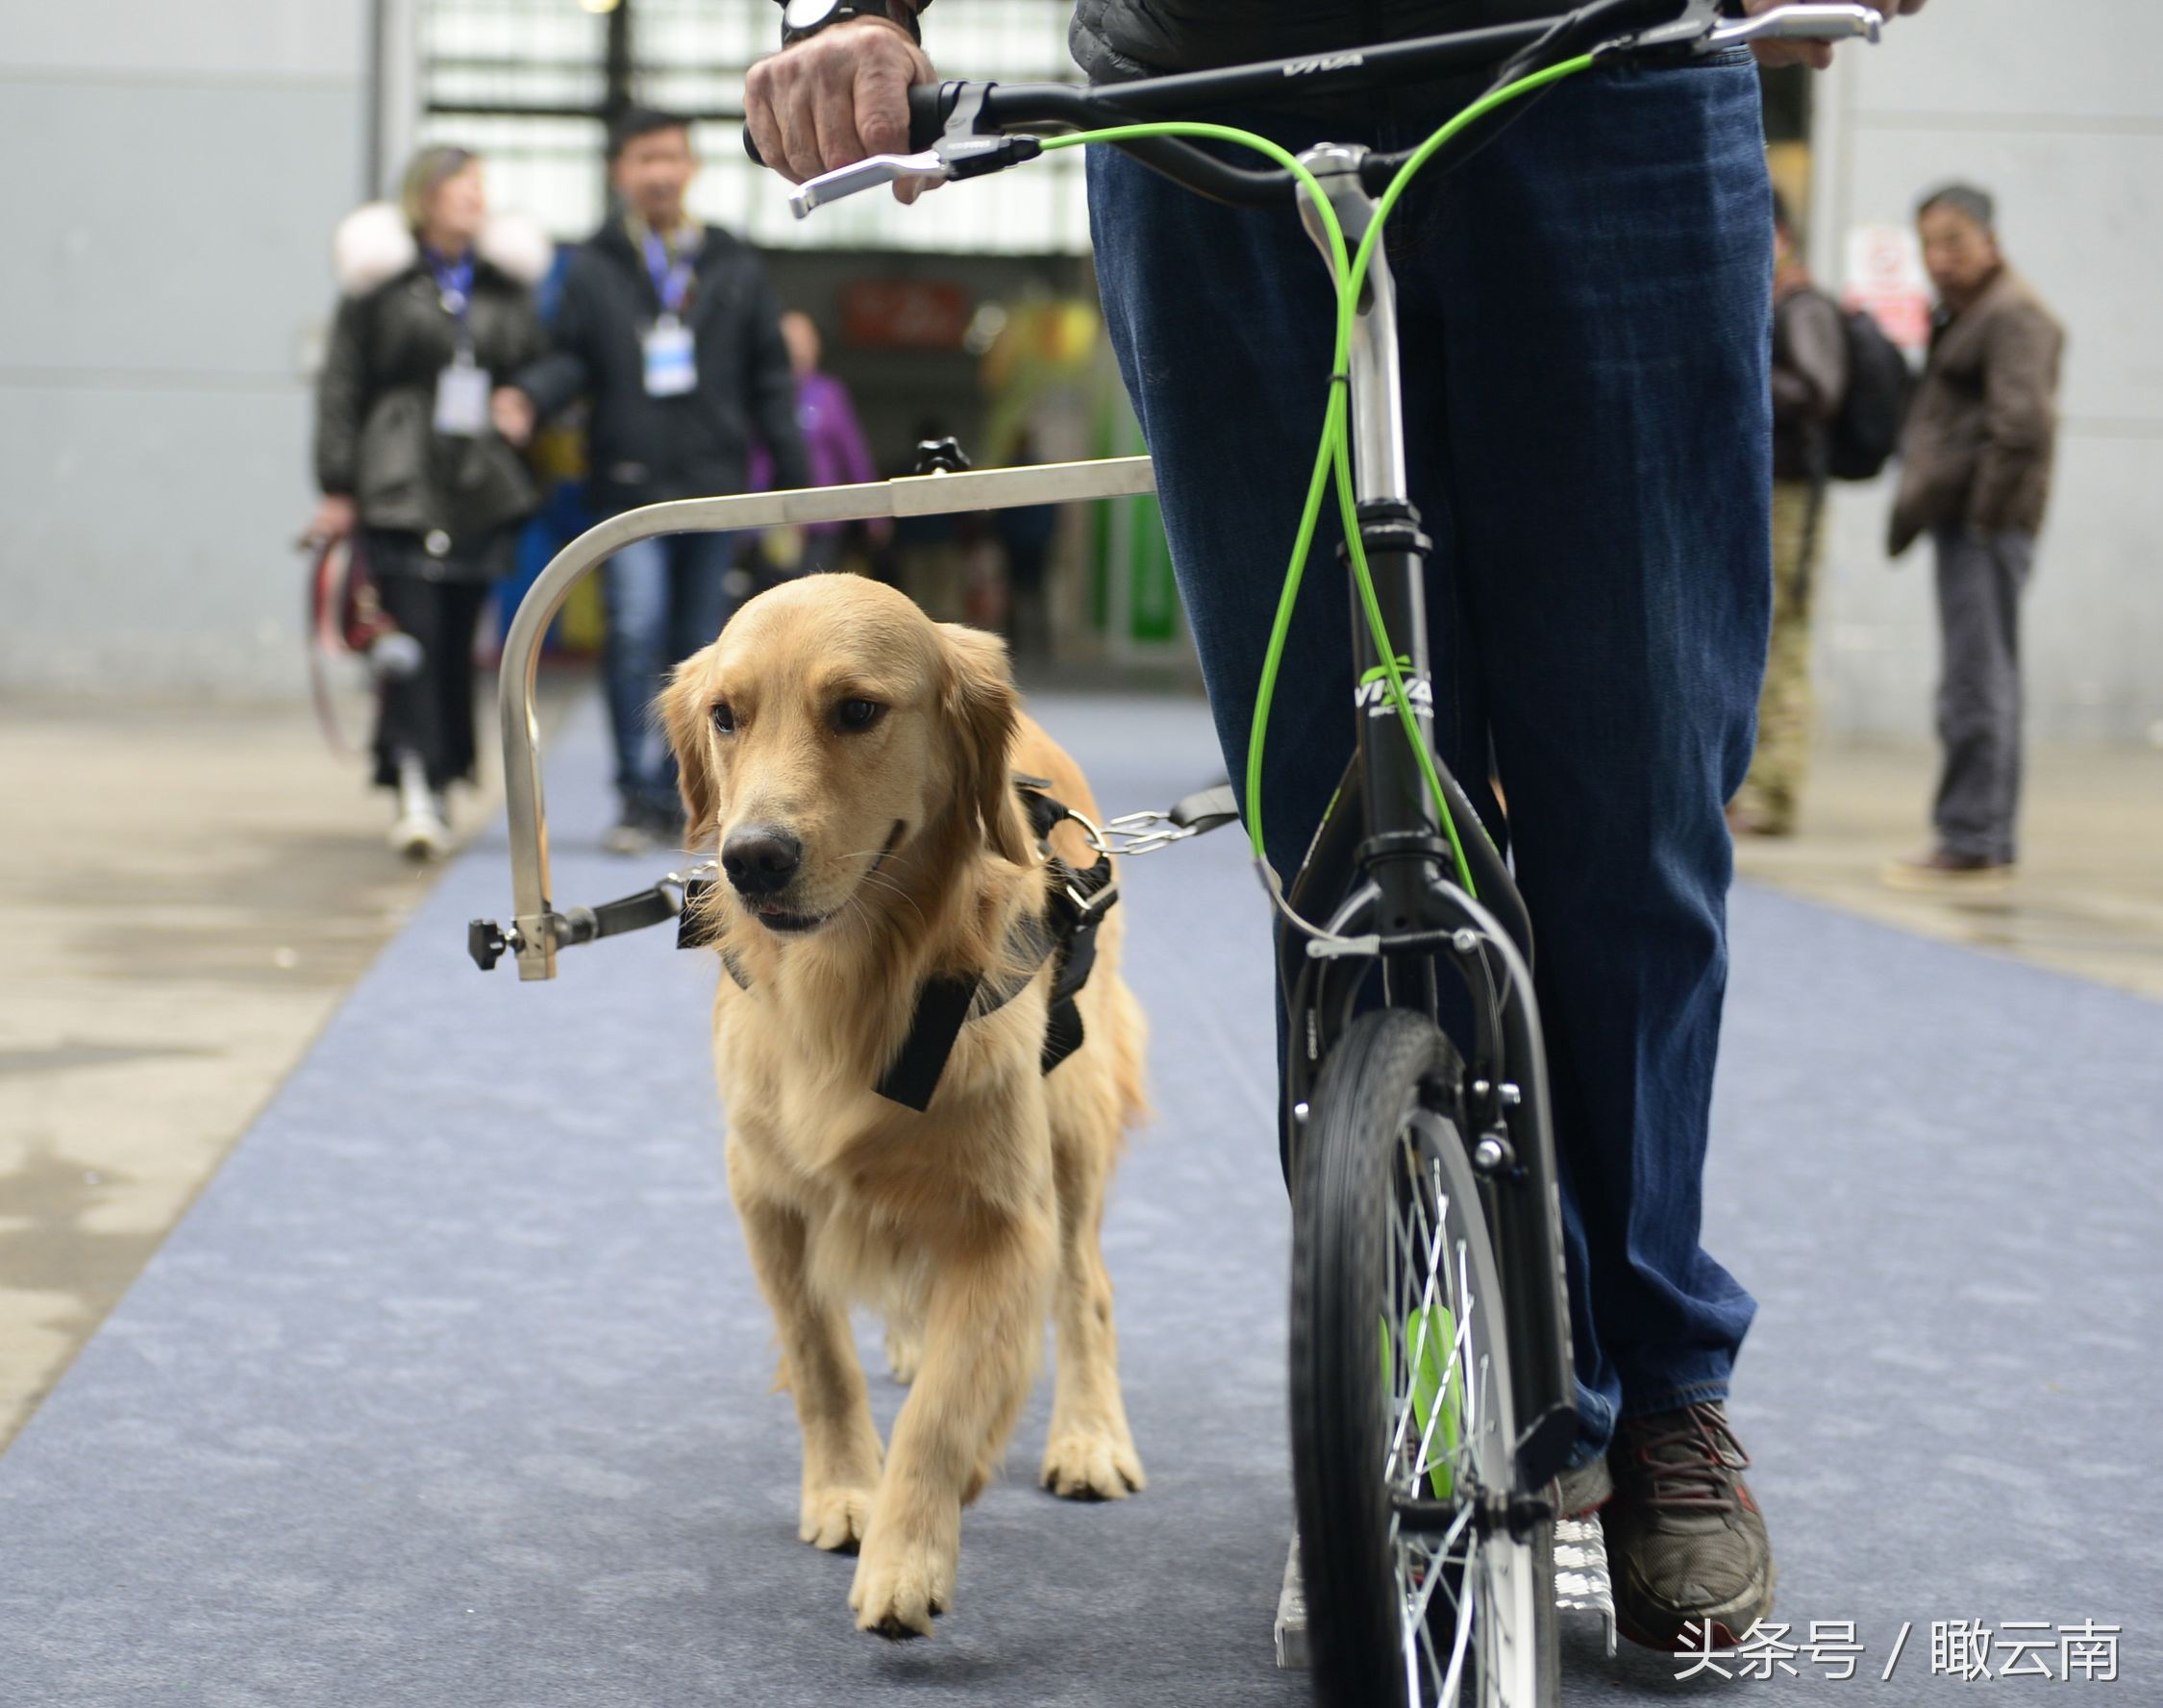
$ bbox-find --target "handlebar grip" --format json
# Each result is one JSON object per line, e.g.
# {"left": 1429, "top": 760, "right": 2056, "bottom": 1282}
{"left": 906, "top": 83, "right": 951, "bottom": 150}
{"left": 741, "top": 83, "right": 956, "bottom": 170}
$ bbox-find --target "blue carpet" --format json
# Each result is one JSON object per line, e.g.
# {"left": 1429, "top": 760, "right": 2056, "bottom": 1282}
{"left": 1, "top": 690, "right": 2154, "bottom": 1706}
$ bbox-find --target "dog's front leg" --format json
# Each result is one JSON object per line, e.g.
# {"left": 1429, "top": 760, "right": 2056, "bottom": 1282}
{"left": 850, "top": 1204, "right": 1054, "bottom": 1638}
{"left": 1041, "top": 1126, "right": 1147, "bottom": 1499}
{"left": 732, "top": 1163, "right": 884, "bottom": 1554}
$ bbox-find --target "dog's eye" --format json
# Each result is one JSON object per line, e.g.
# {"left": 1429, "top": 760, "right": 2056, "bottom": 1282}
{"left": 710, "top": 702, "right": 736, "bottom": 735}
{"left": 836, "top": 698, "right": 884, "bottom": 732}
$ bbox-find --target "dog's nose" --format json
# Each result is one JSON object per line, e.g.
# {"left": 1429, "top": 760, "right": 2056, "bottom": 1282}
{"left": 721, "top": 824, "right": 803, "bottom": 897}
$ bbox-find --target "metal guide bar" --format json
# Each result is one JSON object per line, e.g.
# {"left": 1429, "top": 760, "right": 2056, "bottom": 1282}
{"left": 496, "top": 457, "right": 1159, "bottom": 980}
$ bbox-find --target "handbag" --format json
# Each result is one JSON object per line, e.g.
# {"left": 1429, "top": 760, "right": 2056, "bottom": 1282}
{"left": 307, "top": 533, "right": 412, "bottom": 754}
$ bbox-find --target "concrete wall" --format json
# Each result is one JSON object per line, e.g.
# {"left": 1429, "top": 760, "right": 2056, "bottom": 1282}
{"left": 0, "top": 2, "right": 371, "bottom": 699}
{"left": 1810, "top": 0, "right": 2163, "bottom": 744}
{"left": 11, "top": 1, "right": 2159, "bottom": 729}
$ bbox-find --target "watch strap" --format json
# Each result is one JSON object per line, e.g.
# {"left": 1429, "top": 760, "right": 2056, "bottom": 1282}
{"left": 781, "top": 0, "right": 920, "bottom": 48}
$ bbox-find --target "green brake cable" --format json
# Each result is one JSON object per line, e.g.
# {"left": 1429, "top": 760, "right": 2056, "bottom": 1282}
{"left": 1041, "top": 53, "right": 1594, "bottom": 895}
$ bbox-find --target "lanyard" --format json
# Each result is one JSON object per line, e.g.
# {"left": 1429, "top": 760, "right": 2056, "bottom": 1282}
{"left": 641, "top": 229, "right": 695, "bottom": 319}
{"left": 423, "top": 247, "right": 478, "bottom": 350}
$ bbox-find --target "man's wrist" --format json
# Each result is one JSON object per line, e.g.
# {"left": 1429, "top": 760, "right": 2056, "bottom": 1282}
{"left": 778, "top": 0, "right": 922, "bottom": 49}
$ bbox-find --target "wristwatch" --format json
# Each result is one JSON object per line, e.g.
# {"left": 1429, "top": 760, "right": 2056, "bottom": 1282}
{"left": 779, "top": 0, "right": 921, "bottom": 48}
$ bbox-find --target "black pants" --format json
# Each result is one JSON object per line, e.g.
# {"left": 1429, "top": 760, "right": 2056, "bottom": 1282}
{"left": 366, "top": 530, "right": 503, "bottom": 791}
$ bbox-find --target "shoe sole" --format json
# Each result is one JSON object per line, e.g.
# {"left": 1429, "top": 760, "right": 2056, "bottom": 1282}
{"left": 1613, "top": 1561, "right": 1778, "bottom": 1654}
{"left": 390, "top": 821, "right": 449, "bottom": 861}
{"left": 1880, "top": 862, "right": 2015, "bottom": 894}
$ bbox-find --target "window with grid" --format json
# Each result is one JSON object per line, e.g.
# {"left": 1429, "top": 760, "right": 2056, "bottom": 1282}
{"left": 414, "top": 0, "right": 1091, "bottom": 253}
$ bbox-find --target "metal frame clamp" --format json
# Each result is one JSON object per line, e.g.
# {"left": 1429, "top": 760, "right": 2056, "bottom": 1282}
{"left": 489, "top": 457, "right": 1160, "bottom": 980}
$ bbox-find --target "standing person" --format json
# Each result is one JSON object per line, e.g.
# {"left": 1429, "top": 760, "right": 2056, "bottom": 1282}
{"left": 1730, "top": 191, "right": 1848, "bottom": 838}
{"left": 992, "top": 432, "right": 1062, "bottom": 664}
{"left": 747, "top": 0, "right": 1928, "bottom": 1653}
{"left": 747, "top": 310, "right": 886, "bottom": 580}
{"left": 1883, "top": 184, "right": 2064, "bottom": 891}
{"left": 502, "top": 108, "right": 809, "bottom": 855}
{"left": 309, "top": 146, "right": 549, "bottom": 859}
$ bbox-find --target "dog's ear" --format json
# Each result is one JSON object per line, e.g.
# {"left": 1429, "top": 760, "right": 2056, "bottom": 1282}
{"left": 660, "top": 648, "right": 721, "bottom": 846}
{"left": 939, "top": 623, "right": 1031, "bottom": 866}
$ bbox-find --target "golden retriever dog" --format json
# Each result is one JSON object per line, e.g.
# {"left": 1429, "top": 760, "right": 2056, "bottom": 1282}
{"left": 660, "top": 574, "right": 1149, "bottom": 1639}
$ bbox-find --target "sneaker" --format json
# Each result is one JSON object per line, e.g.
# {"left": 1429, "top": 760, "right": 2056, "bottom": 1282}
{"left": 602, "top": 806, "right": 658, "bottom": 857}
{"left": 388, "top": 800, "right": 450, "bottom": 861}
{"left": 1881, "top": 846, "right": 2015, "bottom": 892}
{"left": 1604, "top": 1401, "right": 1774, "bottom": 1652}
{"left": 389, "top": 755, "right": 450, "bottom": 861}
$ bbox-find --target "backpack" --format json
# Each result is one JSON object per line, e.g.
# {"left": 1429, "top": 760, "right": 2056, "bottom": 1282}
{"left": 1824, "top": 300, "right": 1914, "bottom": 483}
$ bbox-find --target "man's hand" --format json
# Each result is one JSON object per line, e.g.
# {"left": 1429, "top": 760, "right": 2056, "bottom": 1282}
{"left": 1746, "top": 0, "right": 1927, "bottom": 71}
{"left": 491, "top": 386, "right": 535, "bottom": 447}
{"left": 744, "top": 17, "right": 936, "bottom": 205}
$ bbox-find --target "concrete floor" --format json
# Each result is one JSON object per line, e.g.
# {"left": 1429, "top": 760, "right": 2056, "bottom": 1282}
{"left": 2, "top": 687, "right": 2156, "bottom": 1461}
{"left": 0, "top": 679, "right": 559, "bottom": 1448}
{"left": 1731, "top": 741, "right": 2163, "bottom": 1003}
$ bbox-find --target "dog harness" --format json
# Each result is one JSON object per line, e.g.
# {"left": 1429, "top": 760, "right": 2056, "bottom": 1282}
{"left": 682, "top": 776, "right": 1120, "bottom": 1113}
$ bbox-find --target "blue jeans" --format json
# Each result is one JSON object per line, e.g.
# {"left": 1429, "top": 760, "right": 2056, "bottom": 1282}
{"left": 602, "top": 531, "right": 741, "bottom": 818}
{"left": 1089, "top": 54, "right": 1771, "bottom": 1459}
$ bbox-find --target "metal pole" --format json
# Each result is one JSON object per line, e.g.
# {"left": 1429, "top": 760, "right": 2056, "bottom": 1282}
{"left": 497, "top": 458, "right": 1158, "bottom": 979}
{"left": 604, "top": 1, "right": 634, "bottom": 130}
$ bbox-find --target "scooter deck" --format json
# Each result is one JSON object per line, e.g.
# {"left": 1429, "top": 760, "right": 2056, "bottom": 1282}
{"left": 1273, "top": 1516, "right": 1616, "bottom": 1671}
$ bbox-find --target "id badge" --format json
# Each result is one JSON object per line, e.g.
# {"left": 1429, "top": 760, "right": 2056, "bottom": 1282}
{"left": 434, "top": 356, "right": 490, "bottom": 437}
{"left": 643, "top": 316, "right": 697, "bottom": 398}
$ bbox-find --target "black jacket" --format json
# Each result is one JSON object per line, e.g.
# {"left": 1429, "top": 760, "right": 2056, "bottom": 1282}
{"left": 515, "top": 220, "right": 809, "bottom": 515}
{"left": 314, "top": 210, "right": 548, "bottom": 544}
{"left": 1070, "top": 0, "right": 1557, "bottom": 80}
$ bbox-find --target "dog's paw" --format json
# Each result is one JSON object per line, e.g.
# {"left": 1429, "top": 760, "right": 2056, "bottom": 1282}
{"left": 799, "top": 1483, "right": 876, "bottom": 1552}
{"left": 883, "top": 1323, "right": 922, "bottom": 1386}
{"left": 1040, "top": 1427, "right": 1147, "bottom": 1501}
{"left": 848, "top": 1529, "right": 956, "bottom": 1639}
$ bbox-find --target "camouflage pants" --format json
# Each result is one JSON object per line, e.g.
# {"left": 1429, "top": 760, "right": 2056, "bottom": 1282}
{"left": 1732, "top": 480, "right": 1823, "bottom": 833}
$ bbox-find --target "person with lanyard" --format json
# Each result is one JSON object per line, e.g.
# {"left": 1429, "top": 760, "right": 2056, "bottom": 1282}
{"left": 745, "top": 0, "right": 1932, "bottom": 1658}
{"left": 504, "top": 107, "right": 810, "bottom": 857}
{"left": 309, "top": 145, "right": 550, "bottom": 859}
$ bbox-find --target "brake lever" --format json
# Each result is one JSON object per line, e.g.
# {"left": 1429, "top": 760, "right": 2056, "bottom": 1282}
{"left": 785, "top": 76, "right": 1047, "bottom": 220}
{"left": 1708, "top": 1, "right": 1882, "bottom": 48}
{"left": 787, "top": 150, "right": 948, "bottom": 218}
{"left": 1590, "top": 0, "right": 1879, "bottom": 63}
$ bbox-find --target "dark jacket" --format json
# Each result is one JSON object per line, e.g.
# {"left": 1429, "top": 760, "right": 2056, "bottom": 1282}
{"left": 314, "top": 206, "right": 549, "bottom": 545}
{"left": 1770, "top": 281, "right": 1848, "bottom": 483}
{"left": 1071, "top": 0, "right": 1556, "bottom": 80}
{"left": 515, "top": 219, "right": 809, "bottom": 516}
{"left": 1889, "top": 265, "right": 2065, "bottom": 557}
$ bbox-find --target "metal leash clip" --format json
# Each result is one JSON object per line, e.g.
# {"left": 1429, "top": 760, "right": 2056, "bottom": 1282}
{"left": 1102, "top": 782, "right": 1243, "bottom": 857}
{"left": 656, "top": 858, "right": 719, "bottom": 907}
{"left": 1100, "top": 808, "right": 1206, "bottom": 858}
{"left": 1037, "top": 802, "right": 1114, "bottom": 863}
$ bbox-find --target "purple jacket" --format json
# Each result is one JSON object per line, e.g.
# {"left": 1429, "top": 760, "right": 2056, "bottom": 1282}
{"left": 748, "top": 371, "right": 879, "bottom": 532}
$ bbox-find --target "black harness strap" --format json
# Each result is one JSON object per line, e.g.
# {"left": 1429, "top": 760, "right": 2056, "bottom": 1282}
{"left": 875, "top": 974, "right": 981, "bottom": 1111}
{"left": 681, "top": 879, "right": 725, "bottom": 952}
{"left": 696, "top": 777, "right": 1119, "bottom": 1112}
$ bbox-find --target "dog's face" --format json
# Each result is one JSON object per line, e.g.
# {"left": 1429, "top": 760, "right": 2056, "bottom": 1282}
{"left": 662, "top": 577, "right": 1031, "bottom": 938}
